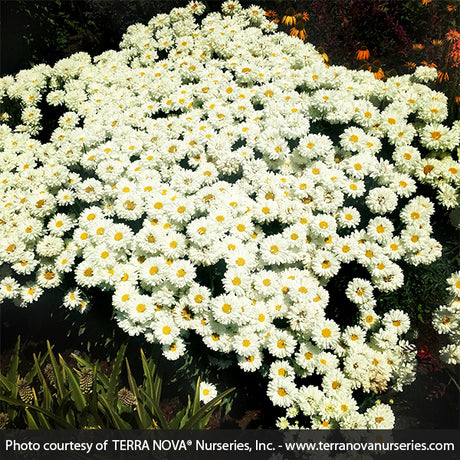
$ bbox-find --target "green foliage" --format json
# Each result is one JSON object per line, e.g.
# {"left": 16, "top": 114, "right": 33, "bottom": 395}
{"left": 0, "top": 337, "right": 234, "bottom": 429}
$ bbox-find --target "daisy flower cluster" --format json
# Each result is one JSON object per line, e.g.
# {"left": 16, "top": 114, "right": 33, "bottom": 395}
{"left": 432, "top": 271, "right": 460, "bottom": 365}
{"left": 0, "top": 1, "right": 459, "bottom": 429}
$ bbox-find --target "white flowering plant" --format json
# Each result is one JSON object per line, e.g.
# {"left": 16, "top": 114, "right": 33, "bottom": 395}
{"left": 1, "top": 1, "right": 459, "bottom": 430}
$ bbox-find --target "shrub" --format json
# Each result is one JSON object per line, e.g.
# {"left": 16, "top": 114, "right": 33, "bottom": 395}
{"left": 0, "top": 1, "right": 459, "bottom": 429}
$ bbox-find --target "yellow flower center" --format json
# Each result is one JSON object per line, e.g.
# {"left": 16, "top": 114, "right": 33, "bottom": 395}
{"left": 270, "top": 245, "right": 279, "bottom": 254}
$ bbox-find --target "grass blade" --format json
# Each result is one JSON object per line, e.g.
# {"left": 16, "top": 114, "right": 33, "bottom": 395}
{"left": 125, "top": 359, "right": 150, "bottom": 429}
{"left": 0, "top": 373, "right": 13, "bottom": 393}
{"left": 60, "top": 355, "right": 86, "bottom": 411}
{"left": 98, "top": 394, "right": 131, "bottom": 429}
{"left": 139, "top": 387, "right": 169, "bottom": 429}
{"left": 32, "top": 353, "right": 52, "bottom": 410}
{"left": 25, "top": 408, "right": 39, "bottom": 429}
{"left": 140, "top": 349, "right": 156, "bottom": 400}
{"left": 46, "top": 341, "right": 65, "bottom": 401}
{"left": 182, "top": 387, "right": 235, "bottom": 429}
{"left": 0, "top": 394, "right": 74, "bottom": 428}
{"left": 107, "top": 342, "right": 127, "bottom": 406}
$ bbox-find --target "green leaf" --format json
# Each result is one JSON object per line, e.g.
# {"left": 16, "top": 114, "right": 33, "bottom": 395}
{"left": 70, "top": 353, "right": 92, "bottom": 368}
{"left": 56, "top": 390, "right": 77, "bottom": 426}
{"left": 125, "top": 359, "right": 151, "bottom": 429}
{"left": 182, "top": 387, "right": 235, "bottom": 429}
{"left": 47, "top": 341, "right": 66, "bottom": 401}
{"left": 191, "top": 376, "right": 201, "bottom": 416}
{"left": 32, "top": 354, "right": 52, "bottom": 410}
{"left": 169, "top": 406, "right": 188, "bottom": 430}
{"left": 25, "top": 408, "right": 39, "bottom": 429}
{"left": 98, "top": 394, "right": 131, "bottom": 429}
{"left": 25, "top": 350, "right": 49, "bottom": 383}
{"left": 138, "top": 388, "right": 169, "bottom": 429}
{"left": 34, "top": 410, "right": 52, "bottom": 429}
{"left": 107, "top": 342, "right": 127, "bottom": 406}
{"left": 153, "top": 373, "right": 162, "bottom": 407}
{"left": 0, "top": 373, "right": 13, "bottom": 393}
{"left": 141, "top": 349, "right": 162, "bottom": 406}
{"left": 0, "top": 395, "right": 74, "bottom": 428}
{"left": 60, "top": 355, "right": 86, "bottom": 411}
{"left": 6, "top": 336, "right": 20, "bottom": 384}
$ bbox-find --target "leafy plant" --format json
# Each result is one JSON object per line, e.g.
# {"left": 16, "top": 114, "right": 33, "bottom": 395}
{"left": 0, "top": 336, "right": 234, "bottom": 429}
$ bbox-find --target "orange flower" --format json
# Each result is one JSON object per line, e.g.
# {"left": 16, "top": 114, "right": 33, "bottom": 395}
{"left": 282, "top": 7, "right": 297, "bottom": 26}
{"left": 290, "top": 19, "right": 307, "bottom": 40}
{"left": 422, "top": 0, "right": 432, "bottom": 5}
{"left": 356, "top": 46, "right": 370, "bottom": 61}
{"left": 437, "top": 70, "right": 449, "bottom": 81}
{"left": 302, "top": 12, "right": 310, "bottom": 21}
{"left": 450, "top": 41, "right": 460, "bottom": 66}
{"left": 317, "top": 46, "right": 329, "bottom": 63}
{"left": 431, "top": 39, "right": 443, "bottom": 47}
{"left": 373, "top": 68, "right": 385, "bottom": 80}
{"left": 446, "top": 29, "right": 460, "bottom": 42}
{"left": 421, "top": 60, "right": 437, "bottom": 68}
{"left": 455, "top": 95, "right": 460, "bottom": 104}
{"left": 369, "top": 61, "right": 384, "bottom": 80}
{"left": 413, "top": 43, "right": 425, "bottom": 51}
{"left": 447, "top": 4, "right": 457, "bottom": 12}
{"left": 405, "top": 61, "right": 417, "bottom": 70}
{"left": 265, "top": 10, "right": 279, "bottom": 23}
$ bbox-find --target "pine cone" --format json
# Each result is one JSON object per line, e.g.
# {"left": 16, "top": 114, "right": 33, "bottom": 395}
{"left": 118, "top": 387, "right": 136, "bottom": 408}
{"left": 43, "top": 363, "right": 56, "bottom": 386}
{"left": 0, "top": 412, "right": 9, "bottom": 429}
{"left": 17, "top": 378, "right": 34, "bottom": 404}
{"left": 79, "top": 368, "right": 93, "bottom": 395}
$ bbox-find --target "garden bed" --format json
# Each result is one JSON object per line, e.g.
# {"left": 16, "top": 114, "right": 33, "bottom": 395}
{"left": 1, "top": 0, "right": 459, "bottom": 431}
